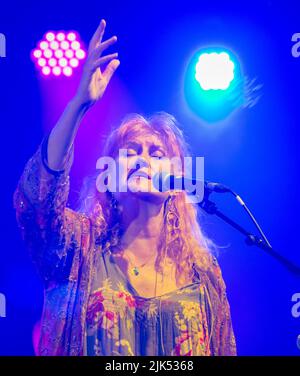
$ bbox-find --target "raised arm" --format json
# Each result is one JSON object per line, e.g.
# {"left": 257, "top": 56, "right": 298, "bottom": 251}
{"left": 48, "top": 18, "right": 120, "bottom": 171}
{"left": 13, "top": 19, "right": 118, "bottom": 285}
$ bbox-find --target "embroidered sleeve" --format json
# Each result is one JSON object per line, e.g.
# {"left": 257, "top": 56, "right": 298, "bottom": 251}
{"left": 207, "top": 255, "right": 237, "bottom": 356}
{"left": 13, "top": 135, "right": 91, "bottom": 285}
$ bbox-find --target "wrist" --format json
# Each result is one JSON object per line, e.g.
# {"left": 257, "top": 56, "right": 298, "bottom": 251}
{"left": 69, "top": 95, "right": 93, "bottom": 116}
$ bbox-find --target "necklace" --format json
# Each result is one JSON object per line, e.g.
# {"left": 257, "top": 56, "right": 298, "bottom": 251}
{"left": 127, "top": 254, "right": 161, "bottom": 298}
{"left": 127, "top": 252, "right": 168, "bottom": 299}
{"left": 126, "top": 252, "right": 157, "bottom": 276}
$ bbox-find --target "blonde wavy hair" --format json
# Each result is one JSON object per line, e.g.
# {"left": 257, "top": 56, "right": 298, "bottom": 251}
{"left": 79, "top": 111, "right": 214, "bottom": 286}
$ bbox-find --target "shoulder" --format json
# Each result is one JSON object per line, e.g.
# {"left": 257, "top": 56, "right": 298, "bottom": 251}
{"left": 195, "top": 253, "right": 227, "bottom": 300}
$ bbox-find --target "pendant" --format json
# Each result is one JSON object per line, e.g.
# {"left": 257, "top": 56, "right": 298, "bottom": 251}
{"left": 132, "top": 267, "right": 139, "bottom": 276}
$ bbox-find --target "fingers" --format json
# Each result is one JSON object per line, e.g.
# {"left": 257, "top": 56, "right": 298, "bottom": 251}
{"left": 91, "top": 35, "right": 117, "bottom": 60}
{"left": 89, "top": 19, "right": 106, "bottom": 51}
{"left": 93, "top": 53, "right": 119, "bottom": 69}
{"left": 102, "top": 59, "right": 120, "bottom": 83}
{"left": 87, "top": 20, "right": 120, "bottom": 83}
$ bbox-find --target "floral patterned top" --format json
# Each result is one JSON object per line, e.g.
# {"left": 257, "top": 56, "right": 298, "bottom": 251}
{"left": 13, "top": 136, "right": 237, "bottom": 356}
{"left": 86, "top": 249, "right": 214, "bottom": 356}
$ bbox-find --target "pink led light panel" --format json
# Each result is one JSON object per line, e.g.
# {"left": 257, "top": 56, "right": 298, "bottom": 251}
{"left": 32, "top": 31, "right": 86, "bottom": 77}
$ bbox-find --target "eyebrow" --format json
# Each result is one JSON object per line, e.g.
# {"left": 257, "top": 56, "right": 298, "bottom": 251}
{"left": 123, "top": 141, "right": 166, "bottom": 151}
{"left": 149, "top": 144, "right": 166, "bottom": 153}
{"left": 123, "top": 141, "right": 140, "bottom": 149}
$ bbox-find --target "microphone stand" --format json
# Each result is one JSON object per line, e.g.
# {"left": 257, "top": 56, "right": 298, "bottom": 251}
{"left": 199, "top": 187, "right": 300, "bottom": 276}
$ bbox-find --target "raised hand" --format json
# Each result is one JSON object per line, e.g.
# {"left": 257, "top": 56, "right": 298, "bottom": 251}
{"left": 74, "top": 19, "right": 120, "bottom": 107}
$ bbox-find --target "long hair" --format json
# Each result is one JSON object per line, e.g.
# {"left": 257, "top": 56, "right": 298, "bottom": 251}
{"left": 79, "top": 111, "right": 214, "bottom": 286}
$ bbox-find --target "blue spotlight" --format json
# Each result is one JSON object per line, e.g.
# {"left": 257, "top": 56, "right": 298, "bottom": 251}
{"left": 184, "top": 47, "right": 244, "bottom": 122}
{"left": 195, "top": 52, "right": 235, "bottom": 90}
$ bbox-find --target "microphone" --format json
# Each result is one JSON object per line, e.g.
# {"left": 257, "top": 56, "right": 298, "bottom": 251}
{"left": 152, "top": 172, "right": 230, "bottom": 194}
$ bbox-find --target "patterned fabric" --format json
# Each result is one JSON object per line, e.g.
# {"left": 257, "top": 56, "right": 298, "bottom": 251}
{"left": 13, "top": 137, "right": 237, "bottom": 356}
{"left": 86, "top": 252, "right": 213, "bottom": 356}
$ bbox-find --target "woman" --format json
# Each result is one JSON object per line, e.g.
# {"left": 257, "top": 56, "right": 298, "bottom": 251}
{"left": 13, "top": 19, "right": 236, "bottom": 356}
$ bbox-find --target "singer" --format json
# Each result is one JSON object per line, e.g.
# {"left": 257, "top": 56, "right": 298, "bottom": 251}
{"left": 13, "top": 19, "right": 236, "bottom": 356}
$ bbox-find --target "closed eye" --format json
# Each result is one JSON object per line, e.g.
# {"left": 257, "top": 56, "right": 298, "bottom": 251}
{"left": 151, "top": 155, "right": 164, "bottom": 160}
{"left": 126, "top": 148, "right": 137, "bottom": 157}
{"left": 151, "top": 152, "right": 166, "bottom": 159}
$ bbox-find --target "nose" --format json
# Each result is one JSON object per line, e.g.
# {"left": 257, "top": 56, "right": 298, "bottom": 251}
{"left": 135, "top": 154, "right": 150, "bottom": 169}
{"left": 128, "top": 154, "right": 151, "bottom": 179}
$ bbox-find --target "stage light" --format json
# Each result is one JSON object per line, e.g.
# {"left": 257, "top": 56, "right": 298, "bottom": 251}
{"left": 42, "top": 66, "right": 51, "bottom": 76}
{"left": 69, "top": 58, "right": 79, "bottom": 67}
{"left": 67, "top": 32, "right": 76, "bottom": 42}
{"left": 75, "top": 49, "right": 85, "bottom": 60}
{"left": 60, "top": 41, "right": 70, "bottom": 50}
{"left": 50, "top": 41, "right": 59, "bottom": 50}
{"left": 54, "top": 49, "right": 63, "bottom": 59}
{"left": 48, "top": 58, "right": 57, "bottom": 67}
{"left": 32, "top": 31, "right": 86, "bottom": 77}
{"left": 43, "top": 49, "right": 53, "bottom": 58}
{"left": 71, "top": 41, "right": 80, "bottom": 50}
{"left": 58, "top": 58, "right": 68, "bottom": 67}
{"left": 39, "top": 41, "right": 48, "bottom": 50}
{"left": 184, "top": 47, "right": 244, "bottom": 122}
{"left": 37, "top": 58, "right": 46, "bottom": 67}
{"left": 45, "top": 32, "right": 55, "bottom": 42}
{"left": 63, "top": 66, "right": 73, "bottom": 77}
{"left": 56, "top": 32, "right": 65, "bottom": 42}
{"left": 65, "top": 49, "right": 74, "bottom": 58}
{"left": 52, "top": 66, "right": 61, "bottom": 76}
{"left": 33, "top": 50, "right": 42, "bottom": 58}
{"left": 195, "top": 52, "right": 234, "bottom": 90}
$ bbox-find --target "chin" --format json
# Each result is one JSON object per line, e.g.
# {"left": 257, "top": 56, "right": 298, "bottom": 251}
{"left": 130, "top": 190, "right": 168, "bottom": 204}
{"left": 126, "top": 178, "right": 169, "bottom": 203}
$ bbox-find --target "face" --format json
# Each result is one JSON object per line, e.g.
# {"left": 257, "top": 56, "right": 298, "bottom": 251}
{"left": 114, "top": 133, "right": 176, "bottom": 204}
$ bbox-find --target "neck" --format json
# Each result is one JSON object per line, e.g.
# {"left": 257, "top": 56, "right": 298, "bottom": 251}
{"left": 119, "top": 195, "right": 165, "bottom": 261}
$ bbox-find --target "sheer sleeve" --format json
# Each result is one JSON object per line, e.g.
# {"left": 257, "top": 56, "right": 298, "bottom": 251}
{"left": 205, "top": 255, "right": 237, "bottom": 355}
{"left": 13, "top": 135, "right": 91, "bottom": 286}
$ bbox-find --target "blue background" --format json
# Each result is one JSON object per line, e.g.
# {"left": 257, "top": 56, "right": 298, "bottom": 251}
{"left": 0, "top": 0, "right": 299, "bottom": 355}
